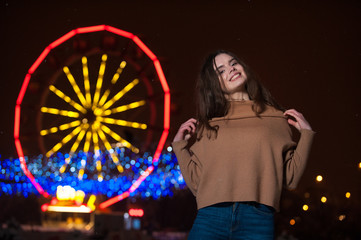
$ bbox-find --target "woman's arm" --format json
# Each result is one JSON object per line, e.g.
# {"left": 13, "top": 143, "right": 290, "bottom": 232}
{"left": 172, "top": 118, "right": 201, "bottom": 196}
{"left": 283, "top": 109, "right": 315, "bottom": 189}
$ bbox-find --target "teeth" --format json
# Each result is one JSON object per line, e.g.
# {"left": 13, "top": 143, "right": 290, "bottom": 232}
{"left": 230, "top": 73, "right": 240, "bottom": 81}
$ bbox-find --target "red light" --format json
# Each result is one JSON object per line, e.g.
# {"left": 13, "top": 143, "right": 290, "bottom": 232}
{"left": 50, "top": 198, "right": 58, "bottom": 205}
{"left": 16, "top": 74, "right": 31, "bottom": 105}
{"left": 49, "top": 30, "right": 76, "bottom": 49}
{"left": 132, "top": 36, "right": 157, "bottom": 61}
{"left": 28, "top": 47, "right": 51, "bottom": 74}
{"left": 129, "top": 208, "right": 144, "bottom": 217}
{"left": 105, "top": 25, "right": 134, "bottom": 39}
{"left": 76, "top": 25, "right": 106, "bottom": 34}
{"left": 41, "top": 203, "right": 49, "bottom": 212}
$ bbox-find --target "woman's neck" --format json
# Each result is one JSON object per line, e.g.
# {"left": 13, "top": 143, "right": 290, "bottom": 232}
{"left": 227, "top": 91, "right": 250, "bottom": 101}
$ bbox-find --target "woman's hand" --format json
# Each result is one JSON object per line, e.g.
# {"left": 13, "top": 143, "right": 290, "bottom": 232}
{"left": 173, "top": 118, "right": 197, "bottom": 142}
{"left": 284, "top": 109, "right": 312, "bottom": 131}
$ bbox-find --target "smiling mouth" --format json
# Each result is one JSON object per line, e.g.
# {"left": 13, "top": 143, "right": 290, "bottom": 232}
{"left": 229, "top": 73, "right": 241, "bottom": 81}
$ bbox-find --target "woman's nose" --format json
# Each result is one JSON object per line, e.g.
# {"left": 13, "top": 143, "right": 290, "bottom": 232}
{"left": 229, "top": 66, "right": 236, "bottom": 73}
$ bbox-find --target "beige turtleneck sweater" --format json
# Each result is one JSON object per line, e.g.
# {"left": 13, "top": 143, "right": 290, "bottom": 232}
{"left": 172, "top": 101, "right": 315, "bottom": 211}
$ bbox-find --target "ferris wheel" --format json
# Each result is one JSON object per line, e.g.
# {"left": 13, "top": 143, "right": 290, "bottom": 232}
{"left": 14, "top": 25, "right": 170, "bottom": 208}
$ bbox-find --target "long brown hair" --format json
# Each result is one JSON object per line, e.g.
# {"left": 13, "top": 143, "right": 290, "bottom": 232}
{"left": 196, "top": 50, "right": 283, "bottom": 138}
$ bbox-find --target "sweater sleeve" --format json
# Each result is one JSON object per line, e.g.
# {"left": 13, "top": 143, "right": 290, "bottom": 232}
{"left": 283, "top": 129, "right": 316, "bottom": 189}
{"left": 171, "top": 140, "right": 202, "bottom": 196}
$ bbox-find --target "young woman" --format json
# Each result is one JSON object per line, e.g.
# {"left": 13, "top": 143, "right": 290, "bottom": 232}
{"left": 172, "top": 50, "right": 315, "bottom": 240}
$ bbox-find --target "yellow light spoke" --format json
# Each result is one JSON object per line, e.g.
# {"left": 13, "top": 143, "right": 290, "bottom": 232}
{"left": 92, "top": 125, "right": 100, "bottom": 153}
{"left": 70, "top": 124, "right": 89, "bottom": 153}
{"left": 98, "top": 61, "right": 127, "bottom": 107}
{"left": 92, "top": 54, "right": 108, "bottom": 108}
{"left": 40, "top": 120, "right": 81, "bottom": 136}
{"left": 46, "top": 125, "right": 83, "bottom": 157}
{"left": 82, "top": 57, "right": 92, "bottom": 108}
{"left": 100, "top": 123, "right": 139, "bottom": 153}
{"left": 49, "top": 85, "right": 87, "bottom": 114}
{"left": 102, "top": 100, "right": 146, "bottom": 116}
{"left": 96, "top": 128, "right": 124, "bottom": 172}
{"left": 41, "top": 107, "right": 80, "bottom": 118}
{"left": 83, "top": 130, "right": 92, "bottom": 152}
{"left": 63, "top": 66, "right": 87, "bottom": 107}
{"left": 101, "top": 78, "right": 139, "bottom": 111}
{"left": 97, "top": 116, "right": 147, "bottom": 130}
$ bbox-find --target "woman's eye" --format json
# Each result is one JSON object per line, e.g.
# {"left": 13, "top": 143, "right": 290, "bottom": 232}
{"left": 231, "top": 62, "right": 238, "bottom": 66}
{"left": 219, "top": 70, "right": 225, "bottom": 74}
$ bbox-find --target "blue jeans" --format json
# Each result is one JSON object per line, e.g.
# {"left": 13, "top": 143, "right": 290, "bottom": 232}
{"left": 188, "top": 202, "right": 275, "bottom": 240}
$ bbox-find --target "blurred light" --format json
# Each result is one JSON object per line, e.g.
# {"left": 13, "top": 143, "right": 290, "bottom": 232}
{"left": 167, "top": 146, "right": 172, "bottom": 152}
{"left": 302, "top": 204, "right": 309, "bottom": 211}
{"left": 339, "top": 215, "right": 346, "bottom": 221}
{"left": 321, "top": 196, "right": 327, "bottom": 203}
{"left": 87, "top": 195, "right": 96, "bottom": 211}
{"left": 290, "top": 219, "right": 296, "bottom": 226}
{"left": 358, "top": 162, "right": 361, "bottom": 169}
{"left": 129, "top": 208, "right": 144, "bottom": 217}
{"left": 345, "top": 192, "right": 351, "bottom": 199}
{"left": 46, "top": 205, "right": 92, "bottom": 213}
{"left": 316, "top": 175, "right": 323, "bottom": 182}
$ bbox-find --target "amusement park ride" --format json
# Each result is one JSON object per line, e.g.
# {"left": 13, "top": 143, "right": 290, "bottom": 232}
{"left": 13, "top": 25, "right": 171, "bottom": 229}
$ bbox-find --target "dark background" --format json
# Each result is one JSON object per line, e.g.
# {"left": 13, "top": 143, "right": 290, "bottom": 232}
{"left": 1, "top": 0, "right": 361, "bottom": 235}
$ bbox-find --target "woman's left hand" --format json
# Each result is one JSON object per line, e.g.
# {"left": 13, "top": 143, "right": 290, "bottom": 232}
{"left": 284, "top": 109, "right": 312, "bottom": 131}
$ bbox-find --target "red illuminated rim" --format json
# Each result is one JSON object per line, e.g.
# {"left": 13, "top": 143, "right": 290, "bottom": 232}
{"left": 14, "top": 25, "right": 170, "bottom": 209}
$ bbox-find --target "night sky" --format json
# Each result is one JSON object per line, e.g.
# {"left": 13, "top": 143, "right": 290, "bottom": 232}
{"left": 1, "top": 0, "right": 361, "bottom": 200}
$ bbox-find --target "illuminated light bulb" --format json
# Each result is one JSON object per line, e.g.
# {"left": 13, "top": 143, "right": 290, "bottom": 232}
{"left": 302, "top": 204, "right": 309, "bottom": 211}
{"left": 289, "top": 219, "right": 296, "bottom": 226}
{"left": 87, "top": 195, "right": 96, "bottom": 211}
{"left": 321, "top": 196, "right": 327, "bottom": 203}
{"left": 345, "top": 192, "right": 351, "bottom": 198}
{"left": 316, "top": 175, "right": 323, "bottom": 182}
{"left": 40, "top": 130, "right": 48, "bottom": 136}
{"left": 339, "top": 215, "right": 346, "bottom": 221}
{"left": 167, "top": 146, "right": 173, "bottom": 152}
{"left": 358, "top": 162, "right": 361, "bottom": 169}
{"left": 117, "top": 165, "right": 124, "bottom": 173}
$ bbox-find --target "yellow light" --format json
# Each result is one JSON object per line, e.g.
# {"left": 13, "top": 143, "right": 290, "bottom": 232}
{"left": 316, "top": 175, "right": 323, "bottom": 182}
{"left": 102, "top": 78, "right": 139, "bottom": 110}
{"left": 46, "top": 126, "right": 82, "bottom": 157}
{"left": 302, "top": 204, "right": 309, "bottom": 211}
{"left": 102, "top": 100, "right": 146, "bottom": 116}
{"left": 97, "top": 117, "right": 147, "bottom": 129}
{"left": 82, "top": 57, "right": 92, "bottom": 108}
{"left": 290, "top": 219, "right": 296, "bottom": 226}
{"left": 46, "top": 205, "right": 92, "bottom": 213}
{"left": 321, "top": 196, "right": 327, "bottom": 203}
{"left": 345, "top": 192, "right": 351, "bottom": 198}
{"left": 93, "top": 54, "right": 108, "bottom": 107}
{"left": 338, "top": 215, "right": 346, "bottom": 221}
{"left": 359, "top": 162, "right": 361, "bottom": 169}
{"left": 99, "top": 123, "right": 139, "bottom": 153}
{"left": 87, "top": 195, "right": 96, "bottom": 211}
{"left": 78, "top": 169, "right": 85, "bottom": 180}
{"left": 83, "top": 131, "right": 92, "bottom": 152}
{"left": 63, "top": 66, "right": 87, "bottom": 107}
{"left": 75, "top": 190, "right": 85, "bottom": 205}
{"left": 96, "top": 160, "right": 102, "bottom": 171}
{"left": 41, "top": 107, "right": 80, "bottom": 118}
{"left": 49, "top": 85, "right": 87, "bottom": 114}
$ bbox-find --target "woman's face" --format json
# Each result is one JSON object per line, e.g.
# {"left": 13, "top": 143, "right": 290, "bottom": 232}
{"left": 213, "top": 53, "right": 247, "bottom": 93}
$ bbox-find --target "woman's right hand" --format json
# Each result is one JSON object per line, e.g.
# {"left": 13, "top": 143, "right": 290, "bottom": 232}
{"left": 173, "top": 118, "right": 197, "bottom": 142}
